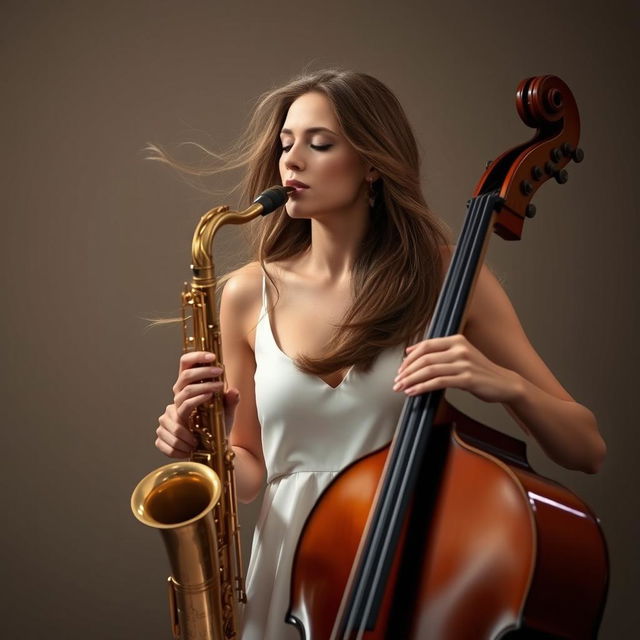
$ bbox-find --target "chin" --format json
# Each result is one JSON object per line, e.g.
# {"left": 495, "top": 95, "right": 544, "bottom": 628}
{"left": 285, "top": 198, "right": 349, "bottom": 220}
{"left": 284, "top": 203, "right": 316, "bottom": 220}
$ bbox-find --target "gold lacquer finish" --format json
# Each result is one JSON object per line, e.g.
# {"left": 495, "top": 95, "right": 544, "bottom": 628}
{"left": 131, "top": 186, "right": 293, "bottom": 640}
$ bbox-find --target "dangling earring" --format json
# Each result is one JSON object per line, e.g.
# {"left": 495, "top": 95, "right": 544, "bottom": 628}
{"left": 368, "top": 178, "right": 376, "bottom": 208}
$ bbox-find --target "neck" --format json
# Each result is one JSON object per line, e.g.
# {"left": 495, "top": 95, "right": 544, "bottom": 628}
{"left": 304, "top": 202, "right": 370, "bottom": 282}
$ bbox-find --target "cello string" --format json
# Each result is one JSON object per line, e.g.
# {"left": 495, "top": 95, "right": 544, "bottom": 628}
{"left": 343, "top": 195, "right": 496, "bottom": 636}
{"left": 444, "top": 192, "right": 498, "bottom": 335}
{"left": 346, "top": 197, "right": 487, "bottom": 636}
{"left": 425, "top": 196, "right": 479, "bottom": 340}
{"left": 379, "top": 195, "right": 499, "bottom": 636}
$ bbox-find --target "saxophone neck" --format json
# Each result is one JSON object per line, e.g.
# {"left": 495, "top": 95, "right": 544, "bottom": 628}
{"left": 190, "top": 202, "right": 265, "bottom": 271}
{"left": 190, "top": 205, "right": 227, "bottom": 277}
{"left": 189, "top": 185, "right": 293, "bottom": 274}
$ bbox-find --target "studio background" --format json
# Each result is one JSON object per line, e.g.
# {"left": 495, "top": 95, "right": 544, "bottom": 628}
{"left": 2, "top": 1, "right": 637, "bottom": 638}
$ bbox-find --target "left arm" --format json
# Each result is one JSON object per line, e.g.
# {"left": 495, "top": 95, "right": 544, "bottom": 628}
{"left": 393, "top": 264, "right": 606, "bottom": 474}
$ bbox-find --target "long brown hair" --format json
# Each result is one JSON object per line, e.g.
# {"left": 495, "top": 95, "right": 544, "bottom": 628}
{"left": 148, "top": 69, "right": 451, "bottom": 374}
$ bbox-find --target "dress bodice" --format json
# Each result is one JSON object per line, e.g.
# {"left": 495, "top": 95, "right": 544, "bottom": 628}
{"left": 253, "top": 275, "right": 406, "bottom": 483}
{"left": 242, "top": 274, "right": 406, "bottom": 640}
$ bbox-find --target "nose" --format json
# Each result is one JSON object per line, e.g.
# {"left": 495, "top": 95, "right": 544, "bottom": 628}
{"left": 283, "top": 142, "right": 305, "bottom": 172}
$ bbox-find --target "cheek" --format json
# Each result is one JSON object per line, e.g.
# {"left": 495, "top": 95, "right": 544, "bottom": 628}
{"left": 319, "top": 155, "right": 365, "bottom": 190}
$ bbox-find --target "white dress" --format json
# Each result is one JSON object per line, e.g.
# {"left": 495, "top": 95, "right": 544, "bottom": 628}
{"left": 240, "top": 275, "right": 406, "bottom": 640}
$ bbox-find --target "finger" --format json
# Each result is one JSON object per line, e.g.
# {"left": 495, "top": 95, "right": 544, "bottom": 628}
{"left": 404, "top": 372, "right": 471, "bottom": 396}
{"left": 155, "top": 436, "right": 191, "bottom": 459}
{"left": 156, "top": 416, "right": 197, "bottom": 453}
{"left": 176, "top": 392, "right": 212, "bottom": 423}
{"left": 395, "top": 361, "right": 460, "bottom": 390}
{"left": 179, "top": 351, "right": 216, "bottom": 373}
{"left": 175, "top": 381, "right": 223, "bottom": 408}
{"left": 393, "top": 363, "right": 464, "bottom": 391}
{"left": 155, "top": 425, "right": 194, "bottom": 455}
{"left": 182, "top": 366, "right": 223, "bottom": 383}
{"left": 396, "top": 350, "right": 458, "bottom": 381}
{"left": 404, "top": 335, "right": 465, "bottom": 354}
{"left": 401, "top": 335, "right": 469, "bottom": 371}
{"left": 158, "top": 413, "right": 198, "bottom": 447}
{"left": 173, "top": 366, "right": 223, "bottom": 394}
{"left": 400, "top": 339, "right": 454, "bottom": 373}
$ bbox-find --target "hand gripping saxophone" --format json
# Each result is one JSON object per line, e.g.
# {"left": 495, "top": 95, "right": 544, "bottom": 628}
{"left": 131, "top": 185, "right": 293, "bottom": 640}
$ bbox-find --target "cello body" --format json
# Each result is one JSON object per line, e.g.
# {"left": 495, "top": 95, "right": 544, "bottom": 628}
{"left": 287, "top": 402, "right": 609, "bottom": 639}
{"left": 287, "top": 76, "right": 609, "bottom": 638}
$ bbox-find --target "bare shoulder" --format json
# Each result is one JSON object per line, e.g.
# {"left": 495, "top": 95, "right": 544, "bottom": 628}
{"left": 221, "top": 257, "right": 297, "bottom": 314}
{"left": 221, "top": 261, "right": 263, "bottom": 312}
{"left": 220, "top": 262, "right": 264, "bottom": 345}
{"left": 470, "top": 262, "right": 510, "bottom": 309}
{"left": 465, "top": 262, "right": 515, "bottom": 333}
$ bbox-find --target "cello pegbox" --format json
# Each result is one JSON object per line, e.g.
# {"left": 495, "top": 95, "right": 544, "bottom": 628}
{"left": 473, "top": 75, "right": 582, "bottom": 241}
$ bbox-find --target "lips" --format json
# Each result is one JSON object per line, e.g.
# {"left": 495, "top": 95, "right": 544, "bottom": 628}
{"left": 285, "top": 179, "right": 310, "bottom": 190}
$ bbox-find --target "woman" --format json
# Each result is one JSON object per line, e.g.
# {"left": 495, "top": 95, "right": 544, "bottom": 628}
{"left": 153, "top": 69, "right": 606, "bottom": 640}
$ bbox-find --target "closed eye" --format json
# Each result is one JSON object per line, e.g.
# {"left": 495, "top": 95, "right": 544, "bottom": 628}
{"left": 281, "top": 144, "right": 333, "bottom": 152}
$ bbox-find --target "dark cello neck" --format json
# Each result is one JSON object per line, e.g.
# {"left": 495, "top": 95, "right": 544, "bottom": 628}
{"left": 428, "top": 193, "right": 500, "bottom": 338}
{"left": 335, "top": 191, "right": 502, "bottom": 637}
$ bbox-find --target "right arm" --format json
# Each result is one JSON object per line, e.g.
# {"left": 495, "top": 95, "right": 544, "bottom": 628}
{"left": 220, "top": 264, "right": 267, "bottom": 502}
{"left": 155, "top": 263, "right": 267, "bottom": 503}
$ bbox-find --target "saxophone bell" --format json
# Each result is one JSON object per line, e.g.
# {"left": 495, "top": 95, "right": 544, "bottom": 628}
{"left": 131, "top": 462, "right": 225, "bottom": 640}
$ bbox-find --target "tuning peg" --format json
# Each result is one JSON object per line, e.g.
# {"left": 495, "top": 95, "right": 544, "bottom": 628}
{"left": 550, "top": 147, "right": 563, "bottom": 163}
{"left": 561, "top": 142, "right": 575, "bottom": 156}
{"left": 554, "top": 169, "right": 569, "bottom": 184}
{"left": 485, "top": 159, "right": 493, "bottom": 169}
{"left": 560, "top": 143, "right": 584, "bottom": 163}
{"left": 520, "top": 180, "right": 534, "bottom": 195}
{"left": 525, "top": 204, "right": 537, "bottom": 218}
{"left": 531, "top": 165, "right": 544, "bottom": 181}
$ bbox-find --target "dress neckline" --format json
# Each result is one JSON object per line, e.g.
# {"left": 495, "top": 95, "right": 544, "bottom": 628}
{"left": 260, "top": 273, "right": 354, "bottom": 390}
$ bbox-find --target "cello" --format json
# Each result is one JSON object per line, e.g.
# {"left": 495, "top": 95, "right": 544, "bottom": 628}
{"left": 286, "top": 76, "right": 609, "bottom": 639}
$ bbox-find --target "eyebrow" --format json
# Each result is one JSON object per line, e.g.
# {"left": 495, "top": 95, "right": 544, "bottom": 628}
{"left": 280, "top": 127, "right": 338, "bottom": 136}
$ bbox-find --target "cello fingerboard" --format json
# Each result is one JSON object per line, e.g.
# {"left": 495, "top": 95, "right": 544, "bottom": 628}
{"left": 336, "top": 191, "right": 502, "bottom": 635}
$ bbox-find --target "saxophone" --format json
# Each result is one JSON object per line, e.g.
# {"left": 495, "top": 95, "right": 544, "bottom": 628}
{"left": 131, "top": 185, "right": 293, "bottom": 640}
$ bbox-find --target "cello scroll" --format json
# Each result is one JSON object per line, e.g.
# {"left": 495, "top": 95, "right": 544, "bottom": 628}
{"left": 475, "top": 75, "right": 584, "bottom": 240}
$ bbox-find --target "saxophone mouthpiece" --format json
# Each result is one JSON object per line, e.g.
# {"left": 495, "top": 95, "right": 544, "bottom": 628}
{"left": 253, "top": 185, "right": 294, "bottom": 215}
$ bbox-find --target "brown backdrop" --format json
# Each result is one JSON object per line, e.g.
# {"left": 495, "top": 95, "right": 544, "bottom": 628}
{"left": 2, "top": 1, "right": 638, "bottom": 638}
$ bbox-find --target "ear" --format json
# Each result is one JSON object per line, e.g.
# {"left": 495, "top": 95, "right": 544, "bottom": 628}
{"left": 366, "top": 166, "right": 381, "bottom": 182}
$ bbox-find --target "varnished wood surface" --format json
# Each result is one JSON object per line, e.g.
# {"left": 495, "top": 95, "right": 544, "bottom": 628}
{"left": 287, "top": 404, "right": 608, "bottom": 639}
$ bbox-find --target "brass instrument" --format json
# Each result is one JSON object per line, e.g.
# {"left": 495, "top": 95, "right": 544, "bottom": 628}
{"left": 131, "top": 185, "right": 293, "bottom": 640}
